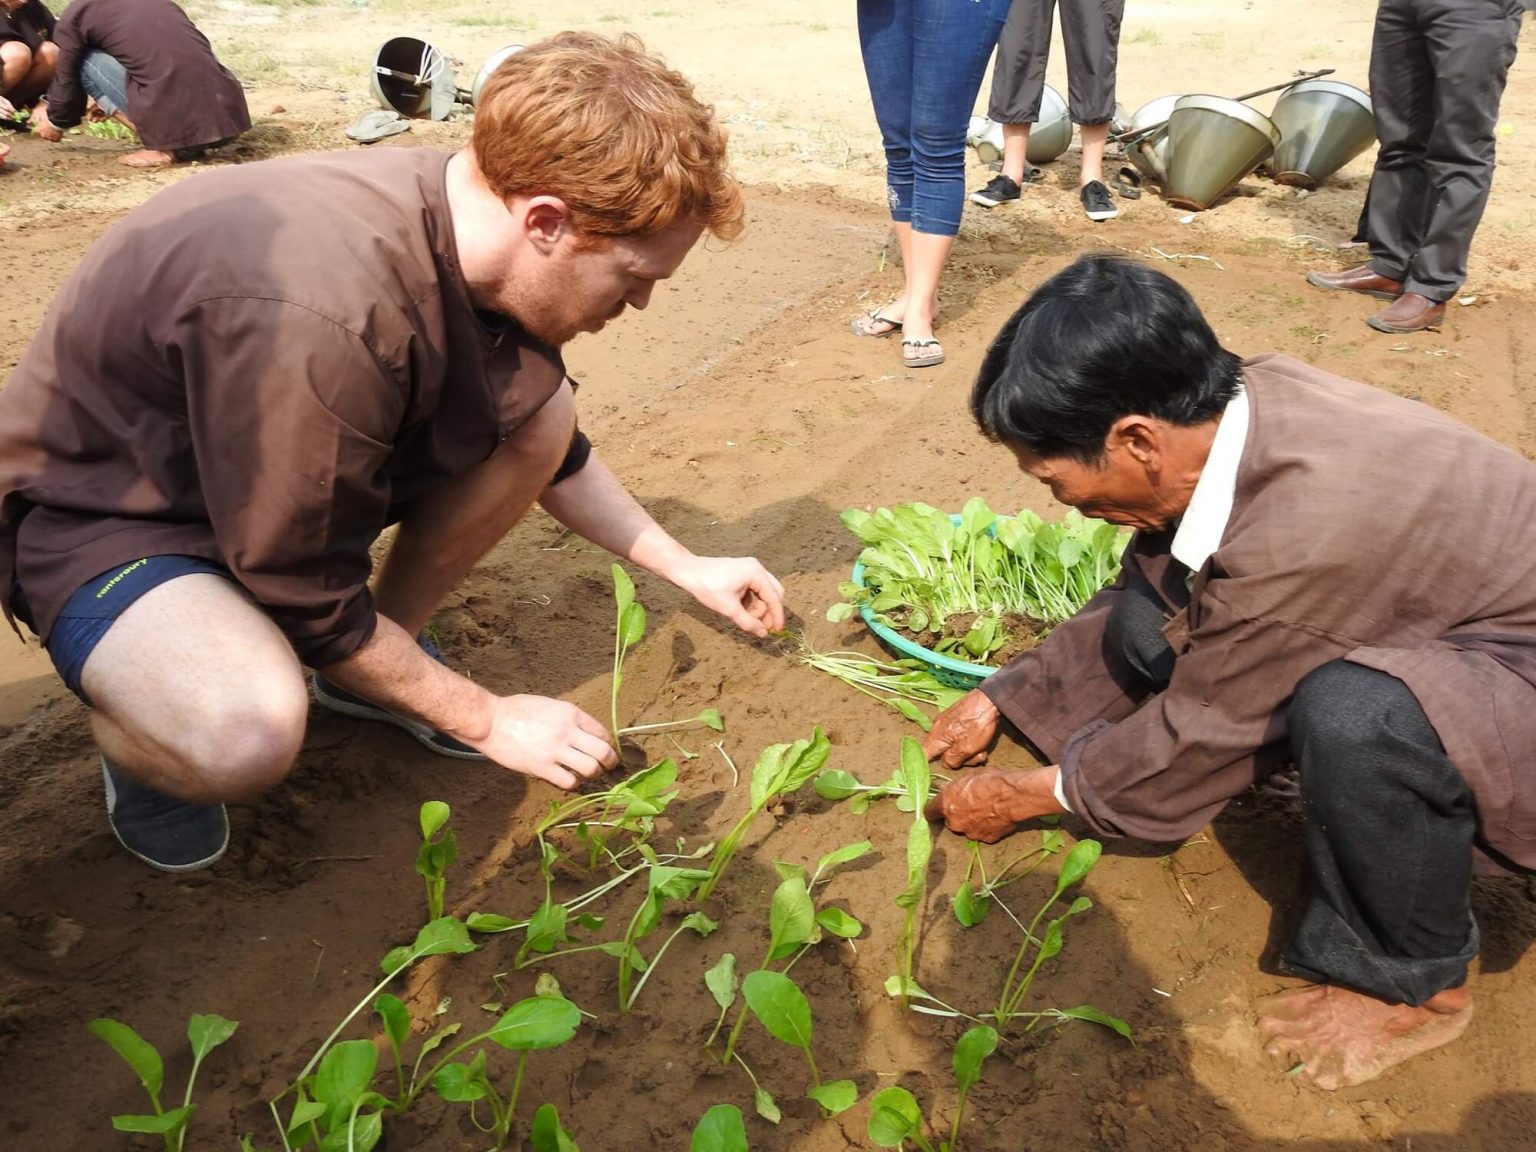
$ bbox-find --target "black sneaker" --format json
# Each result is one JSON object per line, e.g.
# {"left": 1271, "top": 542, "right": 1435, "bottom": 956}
{"left": 970, "top": 174, "right": 1022, "bottom": 208}
{"left": 312, "top": 637, "right": 485, "bottom": 760}
{"left": 102, "top": 759, "right": 229, "bottom": 873}
{"left": 1080, "top": 180, "right": 1118, "bottom": 222}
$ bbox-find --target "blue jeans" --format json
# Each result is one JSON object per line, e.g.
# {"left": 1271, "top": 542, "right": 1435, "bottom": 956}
{"left": 80, "top": 50, "right": 130, "bottom": 118}
{"left": 857, "top": 0, "right": 1012, "bottom": 236}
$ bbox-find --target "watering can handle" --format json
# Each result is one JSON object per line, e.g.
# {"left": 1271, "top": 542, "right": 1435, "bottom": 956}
{"left": 1112, "top": 68, "right": 1336, "bottom": 144}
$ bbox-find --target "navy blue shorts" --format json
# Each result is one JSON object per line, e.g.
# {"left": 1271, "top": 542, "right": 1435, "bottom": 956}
{"left": 12, "top": 555, "right": 230, "bottom": 703}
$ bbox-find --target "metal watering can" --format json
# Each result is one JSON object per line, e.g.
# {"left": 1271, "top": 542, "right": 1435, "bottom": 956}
{"left": 1268, "top": 79, "right": 1374, "bottom": 189}
{"left": 1163, "top": 95, "right": 1282, "bottom": 211}
{"left": 969, "top": 83, "right": 1073, "bottom": 166}
{"left": 370, "top": 39, "right": 525, "bottom": 120}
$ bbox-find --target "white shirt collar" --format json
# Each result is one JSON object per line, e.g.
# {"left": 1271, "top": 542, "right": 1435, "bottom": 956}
{"left": 1170, "top": 386, "right": 1249, "bottom": 573}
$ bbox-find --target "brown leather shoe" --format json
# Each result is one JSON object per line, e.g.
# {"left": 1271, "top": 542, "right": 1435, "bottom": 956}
{"left": 1305, "top": 264, "right": 1404, "bottom": 300}
{"left": 1366, "top": 292, "right": 1445, "bottom": 334}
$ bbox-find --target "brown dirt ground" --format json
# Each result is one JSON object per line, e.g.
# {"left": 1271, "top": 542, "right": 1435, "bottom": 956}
{"left": 4, "top": 2, "right": 1536, "bottom": 1150}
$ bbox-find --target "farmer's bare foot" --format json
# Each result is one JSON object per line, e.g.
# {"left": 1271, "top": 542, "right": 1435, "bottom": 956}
{"left": 1258, "top": 982, "right": 1472, "bottom": 1090}
{"left": 121, "top": 149, "right": 174, "bottom": 168}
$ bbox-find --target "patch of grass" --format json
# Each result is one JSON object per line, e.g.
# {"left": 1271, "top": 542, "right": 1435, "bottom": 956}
{"left": 449, "top": 13, "right": 518, "bottom": 27}
{"left": 1126, "top": 27, "right": 1161, "bottom": 45}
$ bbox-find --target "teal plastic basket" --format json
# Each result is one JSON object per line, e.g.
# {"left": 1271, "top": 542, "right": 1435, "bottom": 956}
{"left": 849, "top": 521, "right": 995, "bottom": 690}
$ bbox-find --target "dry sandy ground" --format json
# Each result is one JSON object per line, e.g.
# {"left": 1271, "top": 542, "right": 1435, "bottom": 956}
{"left": 2, "top": 2, "right": 1536, "bottom": 1150}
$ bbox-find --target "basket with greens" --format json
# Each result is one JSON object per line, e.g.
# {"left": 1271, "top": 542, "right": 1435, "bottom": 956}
{"left": 827, "top": 498, "right": 1128, "bottom": 687}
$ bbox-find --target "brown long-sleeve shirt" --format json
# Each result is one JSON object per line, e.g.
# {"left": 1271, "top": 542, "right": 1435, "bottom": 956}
{"left": 0, "top": 0, "right": 53, "bottom": 52}
{"left": 42, "top": 0, "right": 249, "bottom": 151}
{"left": 0, "top": 148, "right": 575, "bottom": 668}
{"left": 982, "top": 354, "right": 1536, "bottom": 869}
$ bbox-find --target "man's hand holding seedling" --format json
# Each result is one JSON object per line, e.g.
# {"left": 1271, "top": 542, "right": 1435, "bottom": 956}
{"left": 923, "top": 689, "right": 1065, "bottom": 842}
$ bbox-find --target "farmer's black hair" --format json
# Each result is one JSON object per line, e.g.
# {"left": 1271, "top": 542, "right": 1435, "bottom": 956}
{"left": 970, "top": 255, "right": 1242, "bottom": 464}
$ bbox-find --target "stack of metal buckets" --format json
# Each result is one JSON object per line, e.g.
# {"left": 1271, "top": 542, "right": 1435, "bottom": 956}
{"left": 971, "top": 77, "right": 1377, "bottom": 212}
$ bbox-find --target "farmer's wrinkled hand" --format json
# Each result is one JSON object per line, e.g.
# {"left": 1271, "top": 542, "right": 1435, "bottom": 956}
{"left": 923, "top": 688, "right": 1000, "bottom": 768}
{"left": 671, "top": 554, "right": 786, "bottom": 638}
{"left": 924, "top": 767, "right": 1063, "bottom": 843}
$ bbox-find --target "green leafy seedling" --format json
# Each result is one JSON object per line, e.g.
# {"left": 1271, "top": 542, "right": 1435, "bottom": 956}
{"left": 699, "top": 726, "right": 832, "bottom": 899}
{"left": 741, "top": 970, "right": 856, "bottom": 1116}
{"left": 893, "top": 737, "right": 933, "bottom": 1011}
{"left": 610, "top": 564, "right": 647, "bottom": 746}
{"left": 690, "top": 1103, "right": 749, "bottom": 1152}
{"left": 416, "top": 800, "right": 457, "bottom": 923}
{"left": 952, "top": 831, "right": 1064, "bottom": 928}
{"left": 618, "top": 707, "right": 725, "bottom": 738}
{"left": 814, "top": 765, "right": 942, "bottom": 814}
{"left": 89, "top": 1014, "right": 238, "bottom": 1152}
{"left": 868, "top": 1086, "right": 933, "bottom": 1152}
{"left": 530, "top": 1102, "right": 581, "bottom": 1151}
{"left": 945, "top": 1025, "right": 997, "bottom": 1150}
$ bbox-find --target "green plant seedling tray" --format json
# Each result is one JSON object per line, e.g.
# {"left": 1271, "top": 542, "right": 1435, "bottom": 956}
{"left": 849, "top": 512, "right": 994, "bottom": 690}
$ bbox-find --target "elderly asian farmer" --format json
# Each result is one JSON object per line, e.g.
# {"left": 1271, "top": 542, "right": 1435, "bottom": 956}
{"left": 923, "top": 254, "right": 1536, "bottom": 1090}
{"left": 0, "top": 33, "right": 783, "bottom": 874}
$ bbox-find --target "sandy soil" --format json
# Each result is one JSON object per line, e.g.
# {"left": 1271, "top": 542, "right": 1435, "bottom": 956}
{"left": 3, "top": 2, "right": 1536, "bottom": 1150}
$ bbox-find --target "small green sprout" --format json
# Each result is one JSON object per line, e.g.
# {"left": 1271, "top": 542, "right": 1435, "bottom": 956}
{"left": 741, "top": 970, "right": 856, "bottom": 1116}
{"left": 416, "top": 800, "right": 457, "bottom": 923}
{"left": 89, "top": 1013, "right": 238, "bottom": 1152}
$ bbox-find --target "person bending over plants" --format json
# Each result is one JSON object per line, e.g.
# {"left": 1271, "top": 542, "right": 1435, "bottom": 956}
{"left": 0, "top": 33, "right": 784, "bottom": 874}
{"left": 0, "top": 0, "right": 57, "bottom": 111}
{"left": 922, "top": 253, "right": 1536, "bottom": 1092}
{"left": 29, "top": 0, "right": 249, "bottom": 168}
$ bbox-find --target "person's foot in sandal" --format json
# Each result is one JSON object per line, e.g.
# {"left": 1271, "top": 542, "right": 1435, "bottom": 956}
{"left": 902, "top": 337, "right": 945, "bottom": 369}
{"left": 850, "top": 292, "right": 940, "bottom": 338}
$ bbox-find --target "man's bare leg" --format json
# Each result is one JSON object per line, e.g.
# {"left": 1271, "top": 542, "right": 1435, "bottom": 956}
{"left": 82, "top": 573, "right": 309, "bottom": 804}
{"left": 372, "top": 381, "right": 576, "bottom": 638}
{"left": 1258, "top": 982, "right": 1473, "bottom": 1090}
{"left": 3, "top": 41, "right": 57, "bottom": 105}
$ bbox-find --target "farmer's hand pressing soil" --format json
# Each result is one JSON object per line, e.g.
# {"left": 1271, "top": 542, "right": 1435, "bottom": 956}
{"left": 465, "top": 694, "right": 620, "bottom": 790}
{"left": 922, "top": 688, "right": 1001, "bottom": 768}
{"left": 667, "top": 554, "right": 786, "bottom": 639}
{"left": 924, "top": 766, "right": 1065, "bottom": 843}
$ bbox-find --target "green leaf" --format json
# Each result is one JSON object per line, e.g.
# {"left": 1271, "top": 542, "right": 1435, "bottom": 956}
{"left": 754, "top": 1085, "right": 781, "bottom": 1124}
{"left": 867, "top": 1086, "right": 923, "bottom": 1146}
{"left": 484, "top": 996, "right": 581, "bottom": 1051}
{"left": 814, "top": 907, "right": 862, "bottom": 939}
{"left": 825, "top": 602, "right": 856, "bottom": 623}
{"left": 699, "top": 708, "right": 725, "bottom": 732}
{"left": 773, "top": 860, "right": 808, "bottom": 885}
{"left": 1053, "top": 1004, "right": 1134, "bottom": 1041}
{"left": 611, "top": 564, "right": 635, "bottom": 617}
{"left": 952, "top": 1026, "right": 998, "bottom": 1096}
{"left": 111, "top": 1107, "right": 193, "bottom": 1134}
{"left": 1038, "top": 918, "right": 1065, "bottom": 963}
{"left": 1054, "top": 839, "right": 1102, "bottom": 899}
{"left": 892, "top": 697, "right": 932, "bottom": 730}
{"left": 372, "top": 995, "right": 409, "bottom": 1051}
{"left": 952, "top": 881, "right": 990, "bottom": 928}
{"left": 742, "top": 970, "right": 813, "bottom": 1052}
{"left": 530, "top": 1102, "right": 582, "bottom": 1152}
{"left": 380, "top": 916, "right": 477, "bottom": 975}
{"left": 689, "top": 1104, "right": 748, "bottom": 1152}
{"left": 621, "top": 602, "right": 647, "bottom": 647}
{"left": 419, "top": 800, "right": 451, "bottom": 842}
{"left": 312, "top": 1040, "right": 378, "bottom": 1128}
{"left": 750, "top": 727, "right": 831, "bottom": 809}
{"left": 705, "top": 953, "right": 738, "bottom": 1012}
{"left": 807, "top": 1079, "right": 858, "bottom": 1115}
{"left": 88, "top": 1018, "right": 165, "bottom": 1101}
{"left": 681, "top": 911, "right": 720, "bottom": 936}
{"left": 523, "top": 899, "right": 570, "bottom": 955}
{"left": 768, "top": 876, "right": 817, "bottom": 960}
{"left": 815, "top": 839, "right": 873, "bottom": 877}
{"left": 813, "top": 769, "right": 862, "bottom": 801}
{"left": 467, "top": 912, "right": 519, "bottom": 934}
{"left": 285, "top": 1090, "right": 327, "bottom": 1138}
{"left": 621, "top": 758, "right": 680, "bottom": 800}
{"left": 433, "top": 1057, "right": 489, "bottom": 1103}
{"left": 414, "top": 1022, "right": 462, "bottom": 1063}
{"left": 316, "top": 1108, "right": 383, "bottom": 1152}
{"left": 186, "top": 1013, "right": 238, "bottom": 1062}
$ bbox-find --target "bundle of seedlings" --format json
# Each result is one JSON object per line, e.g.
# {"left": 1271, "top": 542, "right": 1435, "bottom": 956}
{"left": 827, "top": 498, "right": 1126, "bottom": 666}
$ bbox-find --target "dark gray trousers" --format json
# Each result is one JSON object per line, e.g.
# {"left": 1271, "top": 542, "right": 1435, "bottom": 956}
{"left": 1365, "top": 0, "right": 1525, "bottom": 301}
{"left": 1106, "top": 576, "right": 1480, "bottom": 1005}
{"left": 985, "top": 0, "right": 1124, "bottom": 125}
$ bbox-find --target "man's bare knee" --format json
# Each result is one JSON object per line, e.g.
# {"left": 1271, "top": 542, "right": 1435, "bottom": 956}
{"left": 179, "top": 688, "right": 309, "bottom": 802}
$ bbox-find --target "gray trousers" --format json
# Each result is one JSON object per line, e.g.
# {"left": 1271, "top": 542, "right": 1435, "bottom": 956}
{"left": 1366, "top": 0, "right": 1525, "bottom": 301}
{"left": 985, "top": 0, "right": 1124, "bottom": 125}
{"left": 1106, "top": 574, "right": 1484, "bottom": 1006}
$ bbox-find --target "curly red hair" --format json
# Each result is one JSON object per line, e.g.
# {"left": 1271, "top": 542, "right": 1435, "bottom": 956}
{"left": 472, "top": 32, "right": 744, "bottom": 242}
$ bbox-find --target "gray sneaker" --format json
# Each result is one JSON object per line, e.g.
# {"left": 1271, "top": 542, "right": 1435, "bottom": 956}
{"left": 102, "top": 759, "right": 229, "bottom": 873}
{"left": 1080, "top": 180, "right": 1119, "bottom": 222}
{"left": 311, "top": 636, "right": 485, "bottom": 760}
